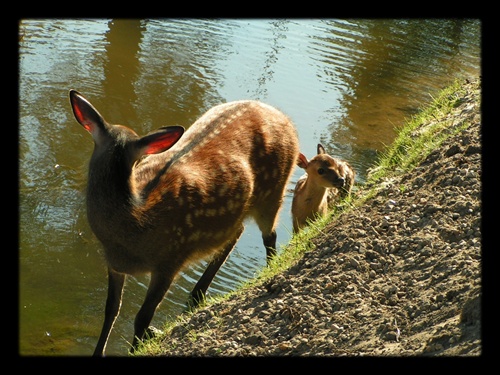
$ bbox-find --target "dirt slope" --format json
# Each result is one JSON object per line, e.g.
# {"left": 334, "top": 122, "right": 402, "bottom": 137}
{"left": 145, "top": 78, "right": 481, "bottom": 357}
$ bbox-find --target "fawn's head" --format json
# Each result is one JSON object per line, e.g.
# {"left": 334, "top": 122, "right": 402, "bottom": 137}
{"left": 297, "top": 143, "right": 348, "bottom": 189}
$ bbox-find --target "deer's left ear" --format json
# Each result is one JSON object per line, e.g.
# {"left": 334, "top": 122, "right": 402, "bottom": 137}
{"left": 297, "top": 153, "right": 309, "bottom": 169}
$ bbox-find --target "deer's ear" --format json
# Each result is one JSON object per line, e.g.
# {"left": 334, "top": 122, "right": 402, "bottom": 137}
{"left": 137, "top": 126, "right": 185, "bottom": 156}
{"left": 317, "top": 143, "right": 326, "bottom": 155}
{"left": 69, "top": 89, "right": 107, "bottom": 135}
{"left": 297, "top": 153, "right": 309, "bottom": 169}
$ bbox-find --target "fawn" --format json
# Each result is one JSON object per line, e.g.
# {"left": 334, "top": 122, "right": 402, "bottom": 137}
{"left": 69, "top": 90, "right": 299, "bottom": 356}
{"left": 291, "top": 143, "right": 355, "bottom": 233}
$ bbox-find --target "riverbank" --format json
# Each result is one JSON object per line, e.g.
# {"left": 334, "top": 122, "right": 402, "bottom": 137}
{"left": 134, "top": 77, "right": 481, "bottom": 357}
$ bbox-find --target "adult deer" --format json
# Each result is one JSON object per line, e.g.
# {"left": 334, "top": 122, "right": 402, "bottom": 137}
{"left": 291, "top": 143, "right": 355, "bottom": 233}
{"left": 69, "top": 90, "right": 299, "bottom": 356}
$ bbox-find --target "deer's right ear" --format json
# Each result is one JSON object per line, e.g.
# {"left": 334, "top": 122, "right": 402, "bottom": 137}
{"left": 138, "top": 126, "right": 185, "bottom": 156}
{"left": 297, "top": 153, "right": 309, "bottom": 169}
{"left": 69, "top": 89, "right": 107, "bottom": 135}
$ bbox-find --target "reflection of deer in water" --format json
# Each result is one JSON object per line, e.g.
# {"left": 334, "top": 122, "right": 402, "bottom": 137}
{"left": 69, "top": 90, "right": 300, "bottom": 356}
{"left": 291, "top": 143, "right": 355, "bottom": 233}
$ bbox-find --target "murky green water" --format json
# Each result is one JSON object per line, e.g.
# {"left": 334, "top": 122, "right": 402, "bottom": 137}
{"left": 19, "top": 18, "right": 480, "bottom": 356}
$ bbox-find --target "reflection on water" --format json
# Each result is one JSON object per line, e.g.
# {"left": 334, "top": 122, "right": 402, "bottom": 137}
{"left": 19, "top": 18, "right": 480, "bottom": 356}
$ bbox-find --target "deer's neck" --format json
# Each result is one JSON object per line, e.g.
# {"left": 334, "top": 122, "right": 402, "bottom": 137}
{"left": 86, "top": 155, "right": 137, "bottom": 235}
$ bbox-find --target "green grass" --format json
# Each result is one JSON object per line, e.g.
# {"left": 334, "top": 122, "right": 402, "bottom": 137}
{"left": 366, "top": 79, "right": 472, "bottom": 184}
{"left": 132, "top": 78, "right": 478, "bottom": 356}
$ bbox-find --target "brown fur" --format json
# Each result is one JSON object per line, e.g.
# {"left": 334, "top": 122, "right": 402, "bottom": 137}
{"left": 291, "top": 143, "right": 355, "bottom": 233}
{"left": 69, "top": 91, "right": 299, "bottom": 356}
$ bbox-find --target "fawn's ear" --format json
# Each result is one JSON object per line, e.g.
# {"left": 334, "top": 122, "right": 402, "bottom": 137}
{"left": 297, "top": 153, "right": 309, "bottom": 169}
{"left": 137, "top": 126, "right": 185, "bottom": 156}
{"left": 69, "top": 90, "right": 107, "bottom": 136}
{"left": 317, "top": 143, "right": 326, "bottom": 155}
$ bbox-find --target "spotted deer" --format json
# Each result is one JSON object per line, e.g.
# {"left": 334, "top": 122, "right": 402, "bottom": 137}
{"left": 291, "top": 143, "right": 355, "bottom": 233}
{"left": 69, "top": 90, "right": 299, "bottom": 356}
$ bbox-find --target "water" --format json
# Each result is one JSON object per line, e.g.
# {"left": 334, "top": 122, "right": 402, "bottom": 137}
{"left": 18, "top": 18, "right": 480, "bottom": 356}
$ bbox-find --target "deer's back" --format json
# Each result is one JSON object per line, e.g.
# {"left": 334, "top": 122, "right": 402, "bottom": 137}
{"left": 135, "top": 100, "right": 297, "bottom": 198}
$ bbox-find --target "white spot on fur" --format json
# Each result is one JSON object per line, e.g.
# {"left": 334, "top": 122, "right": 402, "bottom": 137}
{"left": 218, "top": 183, "right": 229, "bottom": 196}
{"left": 186, "top": 213, "right": 193, "bottom": 227}
{"left": 227, "top": 199, "right": 242, "bottom": 213}
{"left": 260, "top": 190, "right": 272, "bottom": 199}
{"left": 187, "top": 230, "right": 201, "bottom": 243}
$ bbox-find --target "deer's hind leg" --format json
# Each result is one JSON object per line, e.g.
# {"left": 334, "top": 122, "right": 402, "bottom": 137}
{"left": 252, "top": 190, "right": 288, "bottom": 264}
{"left": 131, "top": 271, "right": 175, "bottom": 352}
{"left": 189, "top": 225, "right": 245, "bottom": 308}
